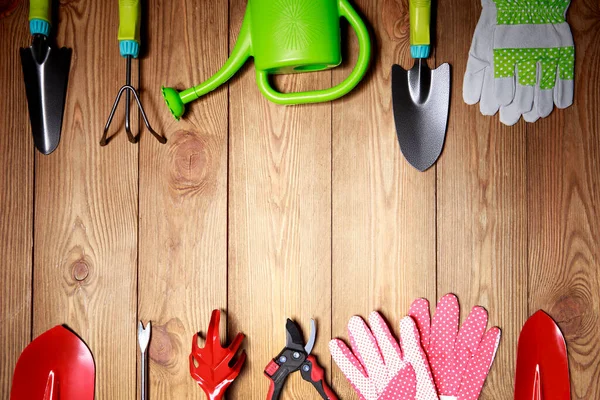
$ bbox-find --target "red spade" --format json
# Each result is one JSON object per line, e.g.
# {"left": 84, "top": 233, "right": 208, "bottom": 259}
{"left": 11, "top": 325, "right": 95, "bottom": 400}
{"left": 514, "top": 311, "right": 570, "bottom": 400}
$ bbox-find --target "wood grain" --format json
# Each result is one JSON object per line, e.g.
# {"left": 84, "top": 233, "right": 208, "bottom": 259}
{"left": 138, "top": 0, "right": 229, "bottom": 398}
{"left": 527, "top": 0, "right": 600, "bottom": 398}
{"left": 0, "top": 0, "right": 599, "bottom": 398}
{"left": 0, "top": 2, "right": 33, "bottom": 395}
{"left": 31, "top": 1, "right": 138, "bottom": 398}
{"left": 227, "top": 0, "right": 333, "bottom": 398}
{"left": 331, "top": 0, "right": 437, "bottom": 398}
{"left": 435, "top": 0, "right": 528, "bottom": 398}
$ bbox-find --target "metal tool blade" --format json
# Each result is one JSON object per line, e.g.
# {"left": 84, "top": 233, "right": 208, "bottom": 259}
{"left": 20, "top": 35, "right": 71, "bottom": 155}
{"left": 138, "top": 321, "right": 151, "bottom": 353}
{"left": 138, "top": 321, "right": 151, "bottom": 400}
{"left": 304, "top": 319, "right": 316, "bottom": 355}
{"left": 392, "top": 60, "right": 450, "bottom": 172}
{"left": 285, "top": 319, "right": 306, "bottom": 351}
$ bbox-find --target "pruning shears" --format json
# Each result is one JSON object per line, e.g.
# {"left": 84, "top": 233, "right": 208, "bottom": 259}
{"left": 264, "top": 319, "right": 338, "bottom": 400}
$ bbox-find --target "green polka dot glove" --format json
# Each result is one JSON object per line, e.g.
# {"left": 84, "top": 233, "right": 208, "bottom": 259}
{"left": 464, "top": 0, "right": 575, "bottom": 125}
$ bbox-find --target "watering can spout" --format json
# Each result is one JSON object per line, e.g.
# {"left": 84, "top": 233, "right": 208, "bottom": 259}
{"left": 162, "top": 14, "right": 252, "bottom": 120}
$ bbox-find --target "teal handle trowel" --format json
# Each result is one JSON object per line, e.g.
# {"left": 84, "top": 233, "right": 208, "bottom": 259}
{"left": 20, "top": 0, "right": 71, "bottom": 155}
{"left": 392, "top": 0, "right": 450, "bottom": 172}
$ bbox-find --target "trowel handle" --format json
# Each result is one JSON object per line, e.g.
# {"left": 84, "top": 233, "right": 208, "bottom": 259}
{"left": 118, "top": 0, "right": 141, "bottom": 58}
{"left": 29, "top": 0, "right": 51, "bottom": 36}
{"left": 409, "top": 0, "right": 431, "bottom": 58}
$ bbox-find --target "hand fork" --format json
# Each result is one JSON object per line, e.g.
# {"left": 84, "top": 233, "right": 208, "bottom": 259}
{"left": 101, "top": 0, "right": 166, "bottom": 146}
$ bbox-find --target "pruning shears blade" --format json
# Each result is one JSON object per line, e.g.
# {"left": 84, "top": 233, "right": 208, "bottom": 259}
{"left": 285, "top": 319, "right": 306, "bottom": 351}
{"left": 304, "top": 319, "right": 316, "bottom": 355}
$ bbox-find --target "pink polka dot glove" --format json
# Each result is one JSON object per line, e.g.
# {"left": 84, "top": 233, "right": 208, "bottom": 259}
{"left": 409, "top": 294, "right": 501, "bottom": 400}
{"left": 329, "top": 311, "right": 438, "bottom": 400}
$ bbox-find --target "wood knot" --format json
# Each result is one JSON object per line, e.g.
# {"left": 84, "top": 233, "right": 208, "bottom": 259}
{"left": 149, "top": 322, "right": 180, "bottom": 367}
{"left": 72, "top": 260, "right": 90, "bottom": 281}
{"left": 385, "top": 0, "right": 409, "bottom": 40}
{"left": 550, "top": 295, "right": 586, "bottom": 336}
{"left": 169, "top": 131, "right": 208, "bottom": 195}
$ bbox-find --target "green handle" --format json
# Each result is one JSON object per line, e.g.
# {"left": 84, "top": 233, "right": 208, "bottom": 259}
{"left": 409, "top": 0, "right": 431, "bottom": 58}
{"left": 29, "top": 0, "right": 50, "bottom": 23}
{"left": 118, "top": 0, "right": 141, "bottom": 44}
{"left": 29, "top": 0, "right": 51, "bottom": 36}
{"left": 255, "top": 0, "right": 371, "bottom": 105}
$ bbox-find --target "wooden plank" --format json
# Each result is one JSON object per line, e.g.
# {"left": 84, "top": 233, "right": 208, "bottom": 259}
{"left": 0, "top": 1, "right": 596, "bottom": 400}
{"left": 331, "top": 0, "right": 437, "bottom": 398}
{"left": 527, "top": 1, "right": 600, "bottom": 397}
{"left": 0, "top": 2, "right": 33, "bottom": 395}
{"left": 227, "top": 1, "right": 333, "bottom": 398}
{"left": 31, "top": 1, "right": 138, "bottom": 398}
{"left": 137, "top": 0, "right": 229, "bottom": 398}
{"left": 435, "top": 1, "right": 528, "bottom": 399}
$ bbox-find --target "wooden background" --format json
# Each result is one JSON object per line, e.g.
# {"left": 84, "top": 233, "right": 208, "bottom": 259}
{"left": 1, "top": 0, "right": 599, "bottom": 398}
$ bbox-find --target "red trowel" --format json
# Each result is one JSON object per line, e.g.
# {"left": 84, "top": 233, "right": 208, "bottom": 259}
{"left": 10, "top": 325, "right": 95, "bottom": 400}
{"left": 514, "top": 310, "right": 570, "bottom": 400}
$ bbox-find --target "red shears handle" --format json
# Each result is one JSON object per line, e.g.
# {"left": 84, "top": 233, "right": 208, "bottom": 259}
{"left": 302, "top": 355, "right": 338, "bottom": 400}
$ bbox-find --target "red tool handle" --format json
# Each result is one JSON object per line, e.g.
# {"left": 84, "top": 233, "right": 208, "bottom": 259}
{"left": 264, "top": 359, "right": 286, "bottom": 400}
{"left": 302, "top": 355, "right": 338, "bottom": 400}
{"left": 265, "top": 379, "right": 281, "bottom": 400}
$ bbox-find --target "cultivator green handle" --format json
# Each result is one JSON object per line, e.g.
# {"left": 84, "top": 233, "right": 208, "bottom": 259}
{"left": 118, "top": 0, "right": 141, "bottom": 58}
{"left": 409, "top": 0, "right": 431, "bottom": 58}
{"left": 28, "top": 0, "right": 51, "bottom": 36}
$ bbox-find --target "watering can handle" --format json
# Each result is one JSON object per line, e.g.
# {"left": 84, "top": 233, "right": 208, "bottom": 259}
{"left": 255, "top": 0, "right": 371, "bottom": 105}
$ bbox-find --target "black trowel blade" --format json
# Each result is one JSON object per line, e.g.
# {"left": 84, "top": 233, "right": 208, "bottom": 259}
{"left": 392, "top": 60, "right": 450, "bottom": 172}
{"left": 20, "top": 35, "right": 71, "bottom": 155}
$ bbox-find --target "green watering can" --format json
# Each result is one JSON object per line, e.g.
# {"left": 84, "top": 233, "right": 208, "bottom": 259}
{"left": 162, "top": 0, "right": 371, "bottom": 120}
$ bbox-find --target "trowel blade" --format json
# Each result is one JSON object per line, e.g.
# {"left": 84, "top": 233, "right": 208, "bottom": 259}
{"left": 392, "top": 60, "right": 450, "bottom": 172}
{"left": 20, "top": 35, "right": 71, "bottom": 155}
{"left": 514, "top": 311, "right": 570, "bottom": 400}
{"left": 10, "top": 325, "right": 95, "bottom": 400}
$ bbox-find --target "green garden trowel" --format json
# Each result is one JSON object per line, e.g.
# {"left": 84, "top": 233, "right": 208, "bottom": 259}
{"left": 162, "top": 0, "right": 371, "bottom": 120}
{"left": 392, "top": 0, "right": 450, "bottom": 172}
